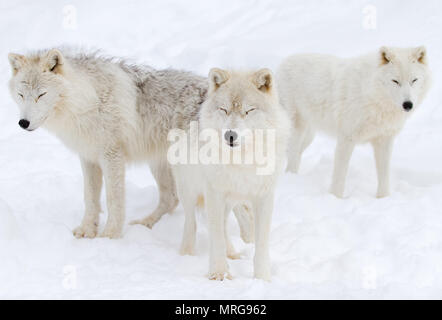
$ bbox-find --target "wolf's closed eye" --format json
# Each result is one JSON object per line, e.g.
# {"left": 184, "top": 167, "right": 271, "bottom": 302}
{"left": 18, "top": 93, "right": 23, "bottom": 99}
{"left": 392, "top": 79, "right": 400, "bottom": 86}
{"left": 218, "top": 107, "right": 228, "bottom": 114}
{"left": 245, "top": 108, "right": 256, "bottom": 115}
{"left": 411, "top": 78, "right": 418, "bottom": 85}
{"left": 37, "top": 92, "right": 47, "bottom": 100}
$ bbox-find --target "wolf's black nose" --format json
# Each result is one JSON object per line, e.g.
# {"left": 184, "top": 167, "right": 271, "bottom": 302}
{"left": 18, "top": 119, "right": 30, "bottom": 129}
{"left": 403, "top": 101, "right": 413, "bottom": 111}
{"left": 224, "top": 130, "right": 238, "bottom": 147}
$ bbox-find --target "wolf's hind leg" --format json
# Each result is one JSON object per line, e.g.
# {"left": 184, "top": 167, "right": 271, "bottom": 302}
{"left": 286, "top": 114, "right": 312, "bottom": 173}
{"left": 301, "top": 127, "right": 315, "bottom": 155}
{"left": 73, "top": 159, "right": 103, "bottom": 239}
{"left": 131, "top": 160, "right": 178, "bottom": 229}
{"left": 233, "top": 204, "right": 254, "bottom": 244}
{"left": 372, "top": 136, "right": 394, "bottom": 198}
{"left": 225, "top": 208, "right": 241, "bottom": 260}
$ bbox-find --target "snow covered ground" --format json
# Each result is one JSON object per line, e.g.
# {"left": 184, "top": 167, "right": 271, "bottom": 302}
{"left": 1, "top": 0, "right": 442, "bottom": 299}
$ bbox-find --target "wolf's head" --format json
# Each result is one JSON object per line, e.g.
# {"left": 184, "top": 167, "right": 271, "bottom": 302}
{"left": 8, "top": 49, "right": 67, "bottom": 131}
{"left": 200, "top": 68, "right": 280, "bottom": 148}
{"left": 377, "top": 46, "right": 431, "bottom": 113}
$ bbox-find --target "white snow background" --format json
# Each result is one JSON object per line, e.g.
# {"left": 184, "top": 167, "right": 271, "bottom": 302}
{"left": 0, "top": 0, "right": 442, "bottom": 299}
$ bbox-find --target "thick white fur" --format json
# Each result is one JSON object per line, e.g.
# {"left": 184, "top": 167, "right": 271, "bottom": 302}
{"left": 173, "top": 69, "right": 290, "bottom": 280}
{"left": 277, "top": 47, "right": 431, "bottom": 198}
{"left": 8, "top": 48, "right": 209, "bottom": 238}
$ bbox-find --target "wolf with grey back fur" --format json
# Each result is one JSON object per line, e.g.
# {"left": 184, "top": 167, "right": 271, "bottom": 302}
{"left": 8, "top": 48, "right": 208, "bottom": 238}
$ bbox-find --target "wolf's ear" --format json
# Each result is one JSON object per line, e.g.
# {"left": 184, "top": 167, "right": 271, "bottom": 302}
{"left": 8, "top": 53, "right": 26, "bottom": 75}
{"left": 413, "top": 46, "right": 427, "bottom": 65}
{"left": 45, "top": 49, "right": 64, "bottom": 73}
{"left": 253, "top": 68, "right": 273, "bottom": 93}
{"left": 209, "top": 68, "right": 230, "bottom": 92}
{"left": 380, "top": 47, "right": 394, "bottom": 65}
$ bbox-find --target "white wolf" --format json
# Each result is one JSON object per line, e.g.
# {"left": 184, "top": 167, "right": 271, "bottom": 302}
{"left": 8, "top": 48, "right": 210, "bottom": 238}
{"left": 277, "top": 46, "right": 431, "bottom": 198}
{"left": 172, "top": 68, "right": 290, "bottom": 281}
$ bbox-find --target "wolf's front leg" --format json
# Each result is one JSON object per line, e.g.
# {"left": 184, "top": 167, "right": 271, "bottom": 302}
{"left": 73, "top": 159, "right": 103, "bottom": 239}
{"left": 372, "top": 136, "right": 394, "bottom": 198}
{"left": 131, "top": 160, "right": 178, "bottom": 229}
{"left": 253, "top": 192, "right": 274, "bottom": 281}
{"left": 100, "top": 148, "right": 126, "bottom": 239}
{"left": 206, "top": 189, "right": 230, "bottom": 280}
{"left": 330, "top": 137, "right": 355, "bottom": 198}
{"left": 179, "top": 194, "right": 197, "bottom": 256}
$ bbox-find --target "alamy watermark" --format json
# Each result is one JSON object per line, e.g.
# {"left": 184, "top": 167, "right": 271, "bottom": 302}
{"left": 62, "top": 265, "right": 77, "bottom": 290}
{"left": 362, "top": 266, "right": 377, "bottom": 290}
{"left": 62, "top": 5, "right": 78, "bottom": 30}
{"left": 362, "top": 4, "right": 377, "bottom": 30}
{"left": 167, "top": 121, "right": 277, "bottom": 176}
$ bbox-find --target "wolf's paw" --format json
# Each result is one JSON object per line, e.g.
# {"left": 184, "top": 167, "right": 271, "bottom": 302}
{"left": 73, "top": 224, "right": 98, "bottom": 239}
{"left": 254, "top": 266, "right": 272, "bottom": 281}
{"left": 226, "top": 241, "right": 241, "bottom": 260}
{"left": 254, "top": 271, "right": 271, "bottom": 282}
{"left": 227, "top": 251, "right": 241, "bottom": 260}
{"left": 376, "top": 190, "right": 390, "bottom": 199}
{"left": 254, "top": 257, "right": 272, "bottom": 281}
{"left": 208, "top": 271, "right": 232, "bottom": 281}
{"left": 240, "top": 231, "right": 254, "bottom": 244}
{"left": 99, "top": 225, "right": 122, "bottom": 239}
{"left": 286, "top": 163, "right": 300, "bottom": 174}
{"left": 179, "top": 243, "right": 195, "bottom": 256}
{"left": 329, "top": 187, "right": 345, "bottom": 199}
{"left": 99, "top": 230, "right": 121, "bottom": 239}
{"left": 130, "top": 215, "right": 159, "bottom": 229}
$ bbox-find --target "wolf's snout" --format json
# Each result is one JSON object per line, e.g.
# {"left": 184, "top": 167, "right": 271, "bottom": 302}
{"left": 403, "top": 101, "right": 413, "bottom": 112}
{"left": 18, "top": 119, "right": 30, "bottom": 129}
{"left": 224, "top": 130, "right": 238, "bottom": 147}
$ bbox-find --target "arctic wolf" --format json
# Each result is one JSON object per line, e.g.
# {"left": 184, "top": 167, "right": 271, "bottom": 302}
{"left": 8, "top": 48, "right": 209, "bottom": 238}
{"left": 172, "top": 68, "right": 290, "bottom": 280}
{"left": 277, "top": 47, "right": 431, "bottom": 198}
